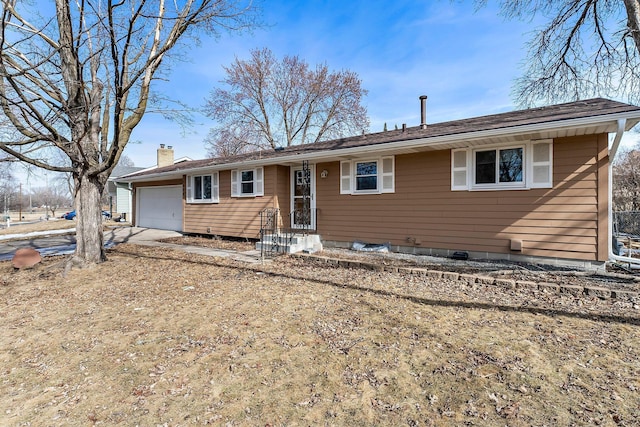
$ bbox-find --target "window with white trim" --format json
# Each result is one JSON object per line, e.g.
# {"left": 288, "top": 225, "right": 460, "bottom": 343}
{"left": 340, "top": 156, "right": 394, "bottom": 194}
{"left": 475, "top": 146, "right": 524, "bottom": 187}
{"left": 231, "top": 167, "right": 264, "bottom": 197}
{"left": 451, "top": 140, "right": 552, "bottom": 191}
{"left": 355, "top": 161, "right": 378, "bottom": 191}
{"left": 186, "top": 173, "right": 219, "bottom": 203}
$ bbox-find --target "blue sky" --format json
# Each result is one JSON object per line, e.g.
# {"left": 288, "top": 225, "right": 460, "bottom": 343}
{"left": 25, "top": 0, "right": 640, "bottom": 176}
{"left": 125, "top": 0, "right": 542, "bottom": 166}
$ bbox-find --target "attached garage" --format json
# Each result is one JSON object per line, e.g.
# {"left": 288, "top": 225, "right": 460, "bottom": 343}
{"left": 136, "top": 185, "right": 183, "bottom": 231}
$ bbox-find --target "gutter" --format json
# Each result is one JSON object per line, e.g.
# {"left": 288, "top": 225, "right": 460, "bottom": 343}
{"left": 124, "top": 110, "right": 640, "bottom": 183}
{"left": 607, "top": 118, "right": 640, "bottom": 268}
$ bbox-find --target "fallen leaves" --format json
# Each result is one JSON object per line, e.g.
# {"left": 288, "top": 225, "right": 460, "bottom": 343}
{"left": 1, "top": 244, "right": 639, "bottom": 426}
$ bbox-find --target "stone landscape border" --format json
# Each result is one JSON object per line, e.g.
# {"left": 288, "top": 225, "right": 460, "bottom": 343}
{"left": 296, "top": 253, "right": 640, "bottom": 302}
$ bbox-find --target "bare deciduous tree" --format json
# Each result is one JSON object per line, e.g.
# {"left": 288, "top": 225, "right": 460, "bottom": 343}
{"left": 0, "top": 160, "right": 14, "bottom": 215}
{"left": 30, "top": 185, "right": 72, "bottom": 218}
{"left": 204, "top": 47, "right": 369, "bottom": 157}
{"left": 0, "top": 0, "right": 257, "bottom": 265}
{"left": 478, "top": 0, "right": 640, "bottom": 106}
{"left": 117, "top": 155, "right": 135, "bottom": 168}
{"left": 613, "top": 147, "right": 640, "bottom": 211}
{"left": 203, "top": 127, "right": 257, "bottom": 157}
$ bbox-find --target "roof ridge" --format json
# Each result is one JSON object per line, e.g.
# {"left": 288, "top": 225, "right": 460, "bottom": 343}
{"left": 124, "top": 98, "right": 640, "bottom": 180}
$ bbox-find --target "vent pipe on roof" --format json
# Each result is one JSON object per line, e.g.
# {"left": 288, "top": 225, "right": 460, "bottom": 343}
{"left": 419, "top": 95, "right": 428, "bottom": 129}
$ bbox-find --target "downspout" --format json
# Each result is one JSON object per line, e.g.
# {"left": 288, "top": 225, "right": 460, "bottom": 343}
{"left": 607, "top": 118, "right": 640, "bottom": 267}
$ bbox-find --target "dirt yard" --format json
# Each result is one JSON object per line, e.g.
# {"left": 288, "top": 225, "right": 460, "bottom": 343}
{"left": 2, "top": 243, "right": 640, "bottom": 426}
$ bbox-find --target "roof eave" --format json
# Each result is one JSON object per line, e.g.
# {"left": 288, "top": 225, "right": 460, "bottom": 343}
{"left": 123, "top": 110, "right": 640, "bottom": 182}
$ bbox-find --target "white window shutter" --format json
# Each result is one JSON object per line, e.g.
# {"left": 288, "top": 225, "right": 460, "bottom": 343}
{"left": 530, "top": 140, "right": 553, "bottom": 188}
{"left": 212, "top": 172, "right": 219, "bottom": 202}
{"left": 381, "top": 156, "right": 395, "bottom": 193}
{"left": 451, "top": 149, "right": 469, "bottom": 190}
{"left": 255, "top": 167, "right": 264, "bottom": 196}
{"left": 340, "top": 161, "right": 352, "bottom": 194}
{"left": 231, "top": 170, "right": 239, "bottom": 197}
{"left": 186, "top": 175, "right": 193, "bottom": 202}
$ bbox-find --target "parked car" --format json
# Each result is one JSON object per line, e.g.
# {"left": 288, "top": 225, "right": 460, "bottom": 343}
{"left": 62, "top": 211, "right": 76, "bottom": 220}
{"left": 62, "top": 210, "right": 111, "bottom": 220}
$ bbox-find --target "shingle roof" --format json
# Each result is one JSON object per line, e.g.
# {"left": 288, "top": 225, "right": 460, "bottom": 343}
{"left": 126, "top": 98, "right": 640, "bottom": 179}
{"left": 109, "top": 165, "right": 146, "bottom": 179}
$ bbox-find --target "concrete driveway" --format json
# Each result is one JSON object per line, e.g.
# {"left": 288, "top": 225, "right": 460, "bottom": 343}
{"left": 105, "top": 226, "right": 182, "bottom": 245}
{"left": 0, "top": 227, "right": 182, "bottom": 261}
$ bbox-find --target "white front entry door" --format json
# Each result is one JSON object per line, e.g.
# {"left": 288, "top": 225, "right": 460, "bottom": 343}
{"left": 291, "top": 165, "right": 316, "bottom": 230}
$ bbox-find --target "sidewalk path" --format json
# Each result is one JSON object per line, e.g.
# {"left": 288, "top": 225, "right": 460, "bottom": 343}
{"left": 106, "top": 227, "right": 264, "bottom": 263}
{"left": 1, "top": 226, "right": 264, "bottom": 264}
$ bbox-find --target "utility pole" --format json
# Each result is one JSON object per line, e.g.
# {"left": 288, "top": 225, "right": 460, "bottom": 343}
{"left": 19, "top": 183, "right": 22, "bottom": 221}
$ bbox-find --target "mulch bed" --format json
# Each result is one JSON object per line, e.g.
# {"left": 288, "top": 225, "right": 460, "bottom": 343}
{"left": 159, "top": 235, "right": 640, "bottom": 296}
{"left": 159, "top": 235, "right": 256, "bottom": 252}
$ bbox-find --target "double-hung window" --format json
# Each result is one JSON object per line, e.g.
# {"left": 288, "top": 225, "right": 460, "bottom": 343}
{"left": 186, "top": 173, "right": 219, "bottom": 203}
{"left": 340, "top": 156, "right": 394, "bottom": 195}
{"left": 241, "top": 170, "right": 255, "bottom": 194}
{"left": 355, "top": 161, "right": 378, "bottom": 191}
{"left": 231, "top": 167, "right": 264, "bottom": 197}
{"left": 451, "top": 140, "right": 552, "bottom": 191}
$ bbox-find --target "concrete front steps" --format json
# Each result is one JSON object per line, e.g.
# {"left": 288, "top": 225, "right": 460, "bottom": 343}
{"left": 256, "top": 233, "right": 323, "bottom": 254}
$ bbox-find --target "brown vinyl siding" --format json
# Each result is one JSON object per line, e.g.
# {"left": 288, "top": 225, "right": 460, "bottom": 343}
{"left": 132, "top": 134, "right": 609, "bottom": 262}
{"left": 316, "top": 134, "right": 607, "bottom": 261}
{"left": 596, "top": 133, "right": 609, "bottom": 260}
{"left": 183, "top": 165, "right": 290, "bottom": 239}
{"left": 273, "top": 165, "right": 291, "bottom": 229}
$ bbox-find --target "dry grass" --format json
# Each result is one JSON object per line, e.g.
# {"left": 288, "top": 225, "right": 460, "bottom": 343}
{"left": 1, "top": 244, "right": 640, "bottom": 426}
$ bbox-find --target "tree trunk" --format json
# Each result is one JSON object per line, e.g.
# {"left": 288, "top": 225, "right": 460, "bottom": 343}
{"left": 72, "top": 171, "right": 107, "bottom": 264}
{"left": 623, "top": 0, "right": 640, "bottom": 57}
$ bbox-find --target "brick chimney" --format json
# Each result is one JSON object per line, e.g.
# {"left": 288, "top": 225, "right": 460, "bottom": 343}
{"left": 157, "top": 144, "right": 174, "bottom": 167}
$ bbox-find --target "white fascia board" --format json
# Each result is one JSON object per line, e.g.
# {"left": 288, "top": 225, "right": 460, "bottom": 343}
{"left": 123, "top": 111, "right": 640, "bottom": 181}
{"left": 125, "top": 173, "right": 184, "bottom": 183}
{"left": 117, "top": 157, "right": 193, "bottom": 181}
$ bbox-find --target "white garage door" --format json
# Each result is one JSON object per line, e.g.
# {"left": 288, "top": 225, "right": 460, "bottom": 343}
{"left": 137, "top": 186, "right": 183, "bottom": 231}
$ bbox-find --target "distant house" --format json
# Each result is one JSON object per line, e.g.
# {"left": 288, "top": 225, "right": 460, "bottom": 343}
{"left": 123, "top": 98, "right": 640, "bottom": 267}
{"left": 107, "top": 165, "right": 145, "bottom": 220}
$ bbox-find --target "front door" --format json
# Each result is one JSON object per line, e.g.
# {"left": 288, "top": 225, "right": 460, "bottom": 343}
{"left": 291, "top": 164, "right": 316, "bottom": 230}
